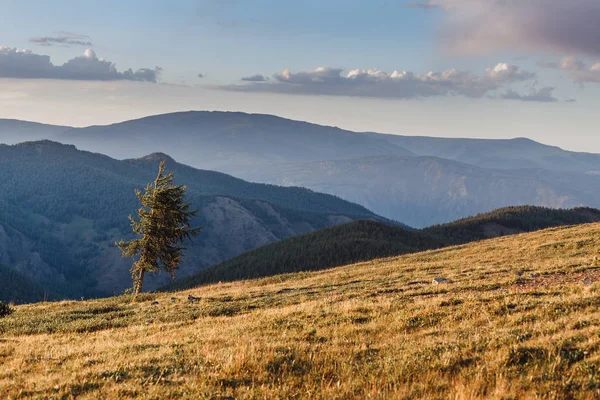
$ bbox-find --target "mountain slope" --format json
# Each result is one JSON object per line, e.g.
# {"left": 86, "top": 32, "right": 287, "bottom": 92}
{"left": 0, "top": 264, "right": 51, "bottom": 304}
{"left": 164, "top": 206, "right": 600, "bottom": 291}
{"left": 232, "top": 156, "right": 600, "bottom": 227}
{"left": 4, "top": 223, "right": 600, "bottom": 398}
{"left": 0, "top": 141, "right": 386, "bottom": 299}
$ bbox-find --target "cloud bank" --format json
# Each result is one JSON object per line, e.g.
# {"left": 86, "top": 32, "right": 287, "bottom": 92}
{"left": 223, "top": 63, "right": 541, "bottom": 100}
{"left": 0, "top": 47, "right": 160, "bottom": 82}
{"left": 415, "top": 0, "right": 600, "bottom": 57}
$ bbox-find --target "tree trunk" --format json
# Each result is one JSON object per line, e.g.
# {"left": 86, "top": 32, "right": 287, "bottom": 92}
{"left": 134, "top": 269, "right": 145, "bottom": 296}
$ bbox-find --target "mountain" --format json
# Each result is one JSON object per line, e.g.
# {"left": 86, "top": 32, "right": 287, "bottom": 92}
{"left": 58, "top": 111, "right": 415, "bottom": 169}
{"left": 368, "top": 134, "right": 600, "bottom": 173}
{"left": 5, "top": 222, "right": 600, "bottom": 398}
{"left": 0, "top": 140, "right": 386, "bottom": 300}
{"left": 0, "top": 119, "right": 69, "bottom": 144}
{"left": 4, "top": 111, "right": 600, "bottom": 226}
{"left": 163, "top": 206, "right": 600, "bottom": 291}
{"left": 53, "top": 111, "right": 600, "bottom": 174}
{"left": 231, "top": 156, "right": 600, "bottom": 227}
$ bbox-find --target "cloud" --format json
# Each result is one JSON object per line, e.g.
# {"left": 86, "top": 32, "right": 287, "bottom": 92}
{"left": 538, "top": 56, "right": 600, "bottom": 83}
{"left": 241, "top": 74, "right": 269, "bottom": 82}
{"left": 222, "top": 63, "right": 540, "bottom": 100}
{"left": 422, "top": 0, "right": 600, "bottom": 57}
{"left": 484, "top": 63, "right": 534, "bottom": 83}
{"left": 501, "top": 87, "right": 558, "bottom": 103}
{"left": 0, "top": 47, "right": 160, "bottom": 82}
{"left": 560, "top": 56, "right": 586, "bottom": 72}
{"left": 537, "top": 60, "right": 558, "bottom": 69}
{"left": 406, "top": 1, "right": 442, "bottom": 10}
{"left": 29, "top": 32, "right": 92, "bottom": 47}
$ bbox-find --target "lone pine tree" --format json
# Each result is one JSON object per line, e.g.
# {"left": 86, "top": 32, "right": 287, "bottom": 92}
{"left": 117, "top": 161, "right": 201, "bottom": 295}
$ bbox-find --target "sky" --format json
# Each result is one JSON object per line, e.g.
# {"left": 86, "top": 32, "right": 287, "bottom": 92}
{"left": 1, "top": 0, "right": 600, "bottom": 152}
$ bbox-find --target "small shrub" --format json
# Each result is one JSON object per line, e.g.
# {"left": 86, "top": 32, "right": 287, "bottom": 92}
{"left": 0, "top": 301, "right": 14, "bottom": 318}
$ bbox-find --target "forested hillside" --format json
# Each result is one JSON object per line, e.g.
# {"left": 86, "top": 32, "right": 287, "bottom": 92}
{"left": 165, "top": 206, "right": 600, "bottom": 291}
{"left": 0, "top": 141, "right": 386, "bottom": 301}
{"left": 0, "top": 264, "right": 50, "bottom": 304}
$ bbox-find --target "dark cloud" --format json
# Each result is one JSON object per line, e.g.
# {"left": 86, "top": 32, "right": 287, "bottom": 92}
{"left": 501, "top": 87, "right": 558, "bottom": 102}
{"left": 0, "top": 47, "right": 160, "bottom": 82}
{"left": 222, "top": 63, "right": 539, "bottom": 100}
{"left": 425, "top": 0, "right": 600, "bottom": 57}
{"left": 241, "top": 74, "right": 268, "bottom": 82}
{"left": 30, "top": 32, "right": 92, "bottom": 47}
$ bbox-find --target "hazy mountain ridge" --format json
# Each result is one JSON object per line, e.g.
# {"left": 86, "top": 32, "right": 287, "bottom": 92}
{"left": 59, "top": 111, "right": 416, "bottom": 168}
{"left": 0, "top": 140, "right": 386, "bottom": 301}
{"left": 232, "top": 155, "right": 600, "bottom": 227}
{"left": 2, "top": 112, "right": 600, "bottom": 226}
{"left": 0, "top": 119, "right": 70, "bottom": 144}
{"left": 367, "top": 134, "right": 600, "bottom": 173}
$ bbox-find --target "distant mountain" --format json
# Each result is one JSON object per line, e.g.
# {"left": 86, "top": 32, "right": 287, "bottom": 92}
{"left": 58, "top": 111, "right": 415, "bottom": 169}
{"left": 0, "top": 119, "right": 69, "bottom": 144}
{"left": 163, "top": 206, "right": 600, "bottom": 292}
{"left": 0, "top": 141, "right": 386, "bottom": 300}
{"left": 3, "top": 111, "right": 600, "bottom": 226}
{"left": 232, "top": 156, "right": 600, "bottom": 227}
{"left": 368, "top": 134, "right": 600, "bottom": 174}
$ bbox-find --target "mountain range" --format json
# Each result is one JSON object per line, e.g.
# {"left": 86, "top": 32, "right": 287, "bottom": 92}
{"left": 0, "top": 140, "right": 385, "bottom": 302}
{"left": 2, "top": 111, "right": 599, "bottom": 227}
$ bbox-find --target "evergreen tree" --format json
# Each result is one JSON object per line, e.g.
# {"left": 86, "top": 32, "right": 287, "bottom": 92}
{"left": 117, "top": 161, "right": 201, "bottom": 295}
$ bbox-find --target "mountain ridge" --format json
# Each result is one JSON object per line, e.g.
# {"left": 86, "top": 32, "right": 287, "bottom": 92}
{"left": 0, "top": 140, "right": 387, "bottom": 301}
{"left": 3, "top": 111, "right": 600, "bottom": 226}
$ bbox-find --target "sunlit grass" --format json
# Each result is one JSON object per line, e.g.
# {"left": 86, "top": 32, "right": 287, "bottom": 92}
{"left": 2, "top": 223, "right": 600, "bottom": 399}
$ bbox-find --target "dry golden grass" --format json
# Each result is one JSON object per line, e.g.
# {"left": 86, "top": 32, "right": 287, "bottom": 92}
{"left": 2, "top": 223, "right": 600, "bottom": 399}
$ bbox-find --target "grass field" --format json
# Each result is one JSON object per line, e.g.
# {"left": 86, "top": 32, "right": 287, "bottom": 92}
{"left": 2, "top": 223, "right": 600, "bottom": 399}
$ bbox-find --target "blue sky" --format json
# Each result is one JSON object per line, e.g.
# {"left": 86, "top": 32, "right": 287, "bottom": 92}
{"left": 1, "top": 0, "right": 600, "bottom": 151}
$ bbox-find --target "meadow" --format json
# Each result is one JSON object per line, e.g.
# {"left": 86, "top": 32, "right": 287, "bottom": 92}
{"left": 2, "top": 223, "right": 600, "bottom": 399}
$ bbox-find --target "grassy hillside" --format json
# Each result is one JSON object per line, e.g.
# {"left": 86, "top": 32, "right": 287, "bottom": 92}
{"left": 2, "top": 223, "right": 600, "bottom": 398}
{"left": 164, "top": 206, "right": 600, "bottom": 292}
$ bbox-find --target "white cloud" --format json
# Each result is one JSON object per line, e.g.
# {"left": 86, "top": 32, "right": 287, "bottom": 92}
{"left": 0, "top": 46, "right": 160, "bottom": 82}
{"left": 223, "top": 63, "right": 541, "bottom": 100}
